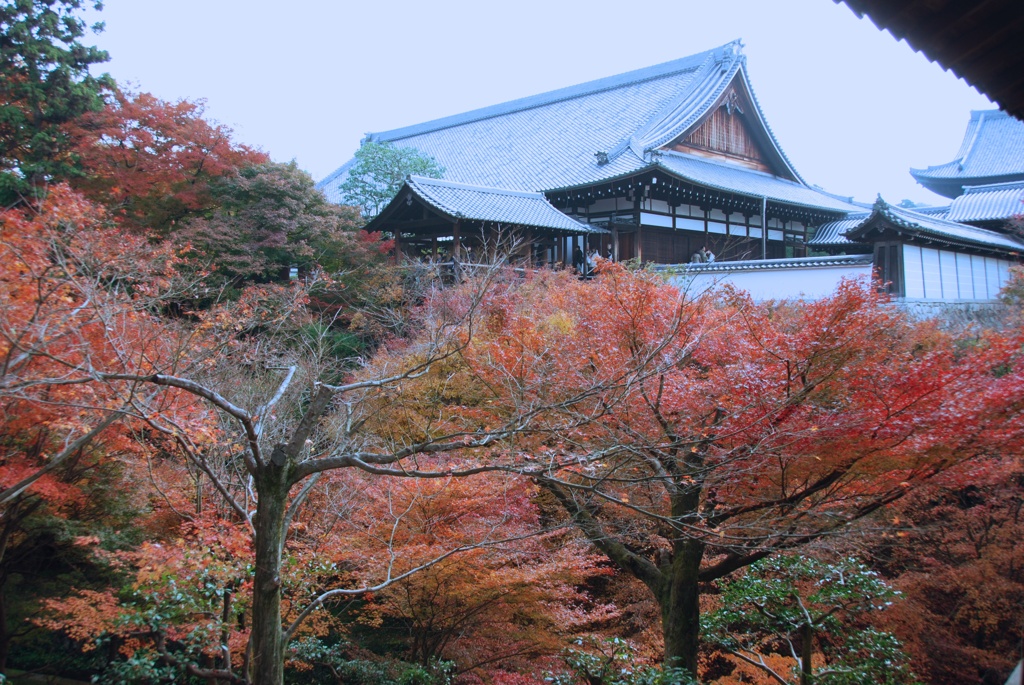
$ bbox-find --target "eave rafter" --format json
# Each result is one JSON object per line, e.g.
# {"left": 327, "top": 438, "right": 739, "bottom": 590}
{"left": 545, "top": 169, "right": 846, "bottom": 228}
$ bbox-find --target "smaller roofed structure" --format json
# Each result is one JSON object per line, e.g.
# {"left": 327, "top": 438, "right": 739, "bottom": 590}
{"left": 844, "top": 198, "right": 1024, "bottom": 254}
{"left": 911, "top": 110, "right": 1024, "bottom": 199}
{"left": 364, "top": 176, "right": 605, "bottom": 264}
{"left": 813, "top": 197, "right": 1022, "bottom": 301}
{"left": 807, "top": 212, "right": 871, "bottom": 250}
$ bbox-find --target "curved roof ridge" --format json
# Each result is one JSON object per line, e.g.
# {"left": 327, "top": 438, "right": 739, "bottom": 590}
{"left": 365, "top": 44, "right": 732, "bottom": 145}
{"left": 910, "top": 112, "right": 983, "bottom": 179}
{"left": 604, "top": 47, "right": 731, "bottom": 161}
{"left": 408, "top": 175, "right": 540, "bottom": 198}
{"left": 971, "top": 108, "right": 1011, "bottom": 119}
{"left": 910, "top": 108, "right": 1024, "bottom": 198}
{"left": 610, "top": 55, "right": 807, "bottom": 184}
{"left": 629, "top": 52, "right": 741, "bottom": 157}
{"left": 955, "top": 110, "right": 986, "bottom": 170}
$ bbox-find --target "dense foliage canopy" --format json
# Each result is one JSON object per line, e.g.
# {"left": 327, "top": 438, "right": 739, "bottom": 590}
{"left": 2, "top": 3, "right": 1023, "bottom": 685}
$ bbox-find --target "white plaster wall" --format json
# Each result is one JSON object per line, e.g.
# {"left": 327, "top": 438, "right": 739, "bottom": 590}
{"left": 902, "top": 244, "right": 1013, "bottom": 301}
{"left": 667, "top": 264, "right": 874, "bottom": 301}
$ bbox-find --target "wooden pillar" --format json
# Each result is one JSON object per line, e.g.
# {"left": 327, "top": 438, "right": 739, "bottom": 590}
{"left": 525, "top": 229, "right": 533, "bottom": 267}
{"left": 452, "top": 220, "right": 461, "bottom": 259}
{"left": 394, "top": 233, "right": 403, "bottom": 261}
{"left": 432, "top": 236, "right": 438, "bottom": 261}
{"left": 761, "top": 197, "right": 768, "bottom": 261}
{"left": 613, "top": 226, "right": 619, "bottom": 261}
{"left": 634, "top": 191, "right": 643, "bottom": 263}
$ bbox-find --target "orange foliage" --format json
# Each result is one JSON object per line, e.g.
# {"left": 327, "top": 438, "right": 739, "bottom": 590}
{"left": 336, "top": 472, "right": 610, "bottom": 675}
{"left": 371, "top": 263, "right": 1024, "bottom": 671}
{"left": 869, "top": 453, "right": 1024, "bottom": 684}
{"left": 67, "top": 89, "right": 268, "bottom": 232}
{"left": 0, "top": 185, "right": 193, "bottom": 513}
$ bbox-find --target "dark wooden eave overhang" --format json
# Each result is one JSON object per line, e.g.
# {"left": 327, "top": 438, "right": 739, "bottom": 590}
{"left": 835, "top": 0, "right": 1024, "bottom": 121}
{"left": 543, "top": 163, "right": 856, "bottom": 227}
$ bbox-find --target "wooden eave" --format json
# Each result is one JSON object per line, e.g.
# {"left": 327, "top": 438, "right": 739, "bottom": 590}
{"left": 366, "top": 187, "right": 456, "bottom": 230}
{"left": 544, "top": 168, "right": 847, "bottom": 227}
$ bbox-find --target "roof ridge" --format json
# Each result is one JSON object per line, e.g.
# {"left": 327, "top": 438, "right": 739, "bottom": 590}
{"left": 408, "top": 175, "right": 542, "bottom": 198}
{"left": 315, "top": 158, "right": 356, "bottom": 190}
{"left": 735, "top": 66, "right": 805, "bottom": 185}
{"left": 606, "top": 48, "right": 729, "bottom": 161}
{"left": 956, "top": 111, "right": 985, "bottom": 170}
{"left": 366, "top": 42, "right": 735, "bottom": 144}
{"left": 611, "top": 57, "right": 808, "bottom": 185}
{"left": 971, "top": 108, "right": 1010, "bottom": 119}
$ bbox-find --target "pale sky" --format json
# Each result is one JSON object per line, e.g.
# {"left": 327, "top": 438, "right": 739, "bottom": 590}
{"left": 85, "top": 0, "right": 993, "bottom": 206}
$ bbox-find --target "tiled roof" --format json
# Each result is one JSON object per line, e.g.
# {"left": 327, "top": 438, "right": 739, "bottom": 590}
{"left": 910, "top": 110, "right": 1024, "bottom": 198}
{"left": 847, "top": 197, "right": 1024, "bottom": 253}
{"left": 391, "top": 176, "right": 605, "bottom": 234}
{"left": 808, "top": 213, "right": 870, "bottom": 247}
{"left": 946, "top": 180, "right": 1024, "bottom": 223}
{"left": 318, "top": 42, "right": 850, "bottom": 216}
{"left": 320, "top": 48, "right": 719, "bottom": 196}
{"left": 653, "top": 254, "right": 873, "bottom": 273}
{"left": 653, "top": 151, "right": 860, "bottom": 212}
{"left": 317, "top": 158, "right": 356, "bottom": 205}
{"left": 906, "top": 204, "right": 952, "bottom": 217}
{"left": 810, "top": 202, "right": 954, "bottom": 248}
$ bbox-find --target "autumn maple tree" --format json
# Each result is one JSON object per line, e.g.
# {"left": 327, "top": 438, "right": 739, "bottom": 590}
{"left": 66, "top": 88, "right": 268, "bottom": 233}
{"left": 864, "top": 451, "right": 1024, "bottom": 684}
{"left": 350, "top": 474, "right": 605, "bottom": 679}
{"left": 28, "top": 264, "right": 549, "bottom": 685}
{"left": 179, "top": 161, "right": 364, "bottom": 286}
{"left": 375, "top": 263, "right": 1024, "bottom": 677}
{"left": 0, "top": 184, "right": 198, "bottom": 669}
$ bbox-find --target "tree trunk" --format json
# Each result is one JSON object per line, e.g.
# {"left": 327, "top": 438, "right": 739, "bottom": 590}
{"left": 250, "top": 466, "right": 290, "bottom": 685}
{"left": 658, "top": 538, "right": 704, "bottom": 676}
{"left": 799, "top": 622, "right": 814, "bottom": 685}
{"left": 0, "top": 574, "right": 9, "bottom": 672}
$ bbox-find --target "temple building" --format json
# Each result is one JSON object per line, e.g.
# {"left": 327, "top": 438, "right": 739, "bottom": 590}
{"left": 318, "top": 42, "right": 1022, "bottom": 303}
{"left": 803, "top": 109, "right": 1023, "bottom": 302}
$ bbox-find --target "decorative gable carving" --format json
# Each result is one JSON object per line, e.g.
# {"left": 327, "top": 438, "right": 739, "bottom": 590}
{"left": 666, "top": 86, "right": 776, "bottom": 174}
